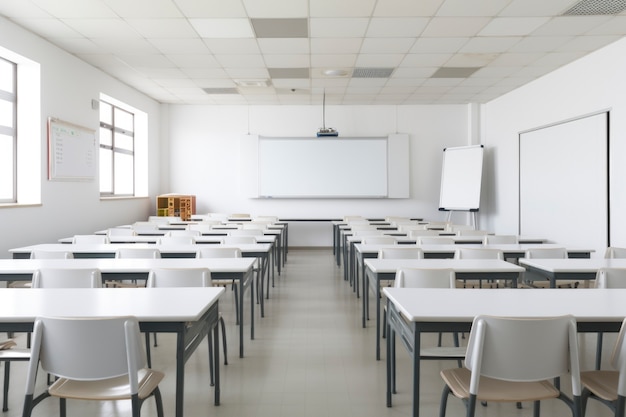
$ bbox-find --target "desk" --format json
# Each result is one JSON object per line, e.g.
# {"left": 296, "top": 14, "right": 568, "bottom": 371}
{"left": 519, "top": 258, "right": 626, "bottom": 288}
{"left": 0, "top": 258, "right": 255, "bottom": 358}
{"left": 0, "top": 287, "right": 223, "bottom": 417}
{"left": 11, "top": 242, "right": 275, "bottom": 317}
{"left": 383, "top": 288, "right": 626, "bottom": 417}
{"left": 364, "top": 259, "right": 525, "bottom": 360}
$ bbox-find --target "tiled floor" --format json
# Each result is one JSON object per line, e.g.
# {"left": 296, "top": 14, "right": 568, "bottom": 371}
{"left": 3, "top": 248, "right": 615, "bottom": 416}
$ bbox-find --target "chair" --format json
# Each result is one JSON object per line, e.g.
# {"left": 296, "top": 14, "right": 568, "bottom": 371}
{"left": 417, "top": 236, "right": 455, "bottom": 245}
{"left": 439, "top": 314, "right": 582, "bottom": 417}
{"left": 22, "top": 316, "right": 164, "bottom": 417}
{"left": 228, "top": 229, "right": 264, "bottom": 237}
{"left": 605, "top": 247, "right": 626, "bottom": 259}
{"left": 187, "top": 223, "right": 214, "bottom": 234}
{"left": 132, "top": 222, "right": 159, "bottom": 234}
{"left": 165, "top": 230, "right": 200, "bottom": 237}
{"left": 409, "top": 229, "right": 440, "bottom": 238}
{"left": 581, "top": 317, "right": 626, "bottom": 417}
{"left": 109, "top": 248, "right": 162, "bottom": 288}
{"left": 483, "top": 235, "right": 518, "bottom": 244}
{"left": 360, "top": 236, "right": 397, "bottom": 245}
{"left": 456, "top": 229, "right": 490, "bottom": 236}
{"left": 146, "top": 268, "right": 228, "bottom": 372}
{"left": 222, "top": 236, "right": 256, "bottom": 245}
{"left": 377, "top": 247, "right": 424, "bottom": 260}
{"left": 31, "top": 268, "right": 103, "bottom": 289}
{"left": 523, "top": 247, "right": 579, "bottom": 288}
{"left": 0, "top": 338, "right": 30, "bottom": 412}
{"left": 107, "top": 227, "right": 136, "bottom": 237}
{"left": 30, "top": 250, "right": 74, "bottom": 260}
{"left": 454, "top": 248, "right": 504, "bottom": 288}
{"left": 197, "top": 247, "right": 243, "bottom": 324}
{"left": 156, "top": 236, "right": 195, "bottom": 245}
{"left": 71, "top": 235, "right": 110, "bottom": 244}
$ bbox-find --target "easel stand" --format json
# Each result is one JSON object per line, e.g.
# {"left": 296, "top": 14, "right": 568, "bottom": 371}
{"left": 442, "top": 210, "right": 478, "bottom": 230}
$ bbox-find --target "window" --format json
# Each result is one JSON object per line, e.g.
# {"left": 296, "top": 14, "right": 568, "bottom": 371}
{"left": 99, "top": 100, "right": 135, "bottom": 196}
{"left": 0, "top": 57, "right": 16, "bottom": 202}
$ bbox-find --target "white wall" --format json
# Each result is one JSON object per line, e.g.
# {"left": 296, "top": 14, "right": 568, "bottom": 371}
{"left": 0, "top": 16, "right": 161, "bottom": 258}
{"left": 481, "top": 37, "right": 626, "bottom": 251}
{"left": 166, "top": 104, "right": 471, "bottom": 245}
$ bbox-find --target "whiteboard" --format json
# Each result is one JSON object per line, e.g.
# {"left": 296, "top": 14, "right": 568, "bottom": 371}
{"left": 258, "top": 137, "right": 387, "bottom": 198}
{"left": 519, "top": 112, "right": 608, "bottom": 256}
{"left": 438, "top": 145, "right": 484, "bottom": 211}
{"left": 48, "top": 117, "right": 96, "bottom": 180}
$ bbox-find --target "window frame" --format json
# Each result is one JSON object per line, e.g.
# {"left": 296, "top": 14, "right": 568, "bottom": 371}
{"left": 99, "top": 100, "right": 135, "bottom": 197}
{"left": 0, "top": 56, "right": 17, "bottom": 203}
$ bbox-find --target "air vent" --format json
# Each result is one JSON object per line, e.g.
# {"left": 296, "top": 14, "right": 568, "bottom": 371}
{"left": 202, "top": 88, "right": 239, "bottom": 95}
{"left": 352, "top": 68, "right": 395, "bottom": 78}
{"left": 563, "top": 0, "right": 626, "bottom": 15}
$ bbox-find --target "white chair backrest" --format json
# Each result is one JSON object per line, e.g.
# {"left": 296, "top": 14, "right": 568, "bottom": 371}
{"left": 610, "top": 318, "right": 626, "bottom": 397}
{"left": 115, "top": 248, "right": 161, "bottom": 259}
{"left": 378, "top": 247, "right": 424, "bottom": 259}
{"left": 398, "top": 225, "right": 427, "bottom": 232}
{"left": 72, "top": 235, "right": 110, "bottom": 244}
{"left": 483, "top": 235, "right": 518, "bottom": 245}
{"left": 157, "top": 236, "right": 195, "bottom": 245}
{"left": 242, "top": 222, "right": 269, "bottom": 230}
{"left": 132, "top": 222, "right": 159, "bottom": 233}
{"left": 605, "top": 247, "right": 626, "bottom": 259}
{"left": 454, "top": 248, "right": 504, "bottom": 260}
{"left": 254, "top": 216, "right": 278, "bottom": 223}
{"left": 196, "top": 247, "right": 242, "bottom": 258}
{"left": 394, "top": 268, "right": 455, "bottom": 288}
{"left": 165, "top": 230, "right": 200, "bottom": 237}
{"left": 446, "top": 224, "right": 474, "bottom": 233}
{"left": 352, "top": 230, "right": 383, "bottom": 237}
{"left": 595, "top": 268, "right": 626, "bottom": 288}
{"left": 147, "top": 267, "right": 212, "bottom": 288}
{"left": 30, "top": 250, "right": 74, "bottom": 259}
{"left": 148, "top": 216, "right": 181, "bottom": 224}
{"left": 360, "top": 236, "right": 397, "bottom": 245}
{"left": 417, "top": 236, "right": 455, "bottom": 245}
{"left": 349, "top": 224, "right": 376, "bottom": 231}
{"left": 525, "top": 247, "right": 568, "bottom": 259}
{"left": 107, "top": 227, "right": 136, "bottom": 237}
{"left": 187, "top": 224, "right": 214, "bottom": 234}
{"left": 31, "top": 268, "right": 102, "bottom": 288}
{"left": 464, "top": 315, "right": 580, "bottom": 396}
{"left": 28, "top": 316, "right": 145, "bottom": 389}
{"left": 229, "top": 229, "right": 264, "bottom": 237}
{"left": 409, "top": 229, "right": 440, "bottom": 238}
{"left": 456, "top": 229, "right": 489, "bottom": 236}
{"left": 223, "top": 236, "right": 256, "bottom": 245}
{"left": 199, "top": 220, "right": 223, "bottom": 226}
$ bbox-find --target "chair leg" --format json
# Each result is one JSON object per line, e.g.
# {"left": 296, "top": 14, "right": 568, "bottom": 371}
{"left": 60, "top": 397, "right": 67, "bottom": 417}
{"left": 153, "top": 332, "right": 158, "bottom": 347}
{"left": 533, "top": 400, "right": 540, "bottom": 417}
{"left": 208, "top": 336, "right": 215, "bottom": 387}
{"left": 153, "top": 387, "right": 165, "bottom": 417}
{"left": 439, "top": 385, "right": 451, "bottom": 417}
{"left": 233, "top": 283, "right": 240, "bottom": 325}
{"left": 220, "top": 316, "right": 228, "bottom": 365}
{"left": 467, "top": 394, "right": 477, "bottom": 417}
{"left": 3, "top": 362, "right": 9, "bottom": 412}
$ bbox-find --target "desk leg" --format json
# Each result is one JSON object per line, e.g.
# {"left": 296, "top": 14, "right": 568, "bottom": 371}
{"left": 362, "top": 269, "right": 368, "bottom": 328}
{"left": 376, "top": 278, "right": 381, "bottom": 360}
{"left": 386, "top": 298, "right": 393, "bottom": 407}
{"left": 412, "top": 325, "right": 421, "bottom": 417}
{"left": 250, "top": 274, "right": 255, "bottom": 342}
{"left": 213, "top": 323, "right": 220, "bottom": 405}
{"left": 175, "top": 328, "right": 185, "bottom": 417}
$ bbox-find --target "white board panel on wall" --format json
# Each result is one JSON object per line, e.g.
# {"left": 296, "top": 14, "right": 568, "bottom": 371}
{"left": 258, "top": 136, "right": 388, "bottom": 198}
{"left": 47, "top": 118, "right": 96, "bottom": 181}
{"left": 519, "top": 112, "right": 608, "bottom": 256}
{"left": 438, "top": 145, "right": 484, "bottom": 211}
{"left": 387, "top": 133, "right": 409, "bottom": 198}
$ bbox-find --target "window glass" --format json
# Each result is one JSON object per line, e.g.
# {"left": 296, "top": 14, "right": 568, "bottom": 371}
{"left": 0, "top": 59, "right": 14, "bottom": 93}
{"left": 0, "top": 134, "right": 13, "bottom": 200}
{"left": 99, "top": 147, "right": 112, "bottom": 194}
{"left": 99, "top": 99, "right": 135, "bottom": 196}
{"left": 0, "top": 99, "right": 14, "bottom": 127}
{"left": 114, "top": 152, "right": 134, "bottom": 195}
{"left": 114, "top": 107, "right": 134, "bottom": 133}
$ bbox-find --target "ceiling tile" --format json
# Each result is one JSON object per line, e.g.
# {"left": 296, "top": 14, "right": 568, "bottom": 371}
{"left": 166, "top": 54, "right": 220, "bottom": 68}
{"left": 410, "top": 37, "right": 470, "bottom": 53}
{"left": 242, "top": 0, "right": 308, "bottom": 17}
{"left": 189, "top": 18, "right": 254, "bottom": 38}
{"left": 587, "top": 16, "right": 626, "bottom": 35}
{"left": 31, "top": 0, "right": 117, "bottom": 18}
{"left": 251, "top": 18, "right": 308, "bottom": 38}
{"left": 478, "top": 17, "right": 551, "bottom": 36}
{"left": 126, "top": 19, "right": 198, "bottom": 38}
{"left": 558, "top": 35, "right": 621, "bottom": 52}
{"left": 459, "top": 37, "right": 523, "bottom": 53}
{"left": 263, "top": 54, "right": 310, "bottom": 67}
{"left": 309, "top": 0, "right": 377, "bottom": 17}
{"left": 489, "top": 52, "right": 545, "bottom": 66}
{"left": 310, "top": 54, "right": 357, "bottom": 67}
{"left": 90, "top": 37, "right": 161, "bottom": 54}
{"left": 12, "top": 18, "right": 80, "bottom": 38}
{"left": 532, "top": 16, "right": 612, "bottom": 36}
{"left": 48, "top": 37, "right": 101, "bottom": 54}
{"left": 435, "top": 0, "right": 512, "bottom": 17}
{"left": 354, "top": 54, "right": 405, "bottom": 67}
{"left": 365, "top": 18, "right": 429, "bottom": 37}
{"left": 310, "top": 18, "right": 369, "bottom": 38}
{"left": 509, "top": 36, "right": 573, "bottom": 52}
{"left": 360, "top": 38, "right": 415, "bottom": 54}
{"left": 499, "top": 0, "right": 579, "bottom": 16}
{"left": 399, "top": 54, "right": 452, "bottom": 67}
{"left": 61, "top": 18, "right": 143, "bottom": 38}
{"left": 172, "top": 0, "right": 247, "bottom": 17}
{"left": 215, "top": 54, "right": 265, "bottom": 67}
{"left": 373, "top": 0, "right": 445, "bottom": 16}
{"left": 257, "top": 38, "right": 309, "bottom": 54}
{"left": 421, "top": 17, "right": 491, "bottom": 37}
{"left": 0, "top": 1, "right": 51, "bottom": 18}
{"left": 203, "top": 38, "right": 260, "bottom": 54}
{"left": 445, "top": 52, "right": 498, "bottom": 66}
{"left": 392, "top": 67, "right": 438, "bottom": 78}
{"left": 148, "top": 38, "right": 210, "bottom": 54}
{"left": 310, "top": 38, "right": 363, "bottom": 54}
{"left": 225, "top": 68, "right": 270, "bottom": 78}
{"left": 268, "top": 67, "right": 310, "bottom": 78}
{"left": 102, "top": 0, "right": 183, "bottom": 18}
